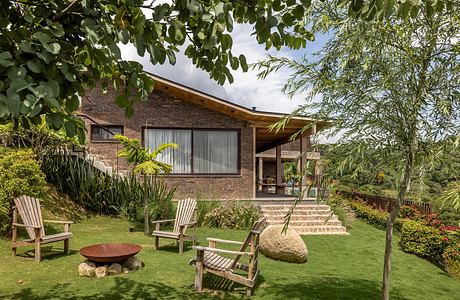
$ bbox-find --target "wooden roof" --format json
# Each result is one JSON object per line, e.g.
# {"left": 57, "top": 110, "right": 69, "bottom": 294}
{"left": 149, "top": 74, "right": 331, "bottom": 153}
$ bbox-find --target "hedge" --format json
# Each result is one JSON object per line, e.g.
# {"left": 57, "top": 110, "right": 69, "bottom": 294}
{"left": 0, "top": 148, "right": 47, "bottom": 233}
{"left": 345, "top": 197, "right": 460, "bottom": 279}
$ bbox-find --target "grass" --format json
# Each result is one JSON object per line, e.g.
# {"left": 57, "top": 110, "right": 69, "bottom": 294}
{"left": 0, "top": 217, "right": 459, "bottom": 299}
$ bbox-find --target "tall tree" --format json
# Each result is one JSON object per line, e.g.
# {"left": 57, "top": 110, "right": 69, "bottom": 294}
{"left": 0, "top": 0, "right": 440, "bottom": 142}
{"left": 256, "top": 1, "right": 460, "bottom": 299}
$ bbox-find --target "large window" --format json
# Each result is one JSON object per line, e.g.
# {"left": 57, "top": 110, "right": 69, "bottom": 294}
{"left": 144, "top": 128, "right": 239, "bottom": 174}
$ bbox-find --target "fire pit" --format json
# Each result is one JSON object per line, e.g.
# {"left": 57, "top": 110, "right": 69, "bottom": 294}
{"left": 80, "top": 243, "right": 142, "bottom": 263}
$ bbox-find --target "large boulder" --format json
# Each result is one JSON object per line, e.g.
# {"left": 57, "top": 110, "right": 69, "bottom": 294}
{"left": 259, "top": 225, "right": 308, "bottom": 263}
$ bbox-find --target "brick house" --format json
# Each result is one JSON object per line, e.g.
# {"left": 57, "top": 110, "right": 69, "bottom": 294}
{"left": 80, "top": 74, "right": 327, "bottom": 200}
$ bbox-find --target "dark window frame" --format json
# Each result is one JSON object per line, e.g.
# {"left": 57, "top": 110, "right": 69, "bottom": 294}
{"left": 90, "top": 124, "right": 124, "bottom": 142}
{"left": 142, "top": 127, "right": 241, "bottom": 176}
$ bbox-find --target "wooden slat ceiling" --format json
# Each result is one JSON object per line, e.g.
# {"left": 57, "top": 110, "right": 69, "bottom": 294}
{"left": 150, "top": 74, "right": 331, "bottom": 153}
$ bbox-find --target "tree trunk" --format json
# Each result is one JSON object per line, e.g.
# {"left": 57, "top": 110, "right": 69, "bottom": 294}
{"left": 381, "top": 154, "right": 414, "bottom": 300}
{"left": 143, "top": 175, "right": 149, "bottom": 235}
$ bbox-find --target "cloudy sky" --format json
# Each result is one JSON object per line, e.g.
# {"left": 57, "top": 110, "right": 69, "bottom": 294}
{"left": 120, "top": 24, "right": 330, "bottom": 114}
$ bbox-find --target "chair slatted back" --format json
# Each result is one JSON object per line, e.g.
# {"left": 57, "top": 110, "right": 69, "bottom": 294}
{"left": 230, "top": 217, "right": 266, "bottom": 269}
{"left": 173, "top": 198, "right": 197, "bottom": 233}
{"left": 14, "top": 196, "right": 45, "bottom": 239}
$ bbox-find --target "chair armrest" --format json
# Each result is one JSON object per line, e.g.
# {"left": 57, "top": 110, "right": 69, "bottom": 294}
{"left": 206, "top": 237, "right": 244, "bottom": 245}
{"left": 151, "top": 219, "right": 175, "bottom": 224}
{"left": 179, "top": 221, "right": 197, "bottom": 227}
{"left": 12, "top": 223, "right": 42, "bottom": 229}
{"left": 193, "top": 246, "right": 252, "bottom": 256}
{"left": 44, "top": 220, "right": 74, "bottom": 224}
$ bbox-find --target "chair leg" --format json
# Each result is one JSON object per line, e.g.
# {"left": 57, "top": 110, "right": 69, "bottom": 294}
{"left": 154, "top": 236, "right": 159, "bottom": 250}
{"left": 35, "top": 239, "right": 41, "bottom": 262}
{"left": 178, "top": 238, "right": 184, "bottom": 254}
{"left": 194, "top": 251, "right": 204, "bottom": 292}
{"left": 64, "top": 239, "right": 70, "bottom": 255}
{"left": 12, "top": 246, "right": 16, "bottom": 257}
{"left": 246, "top": 287, "right": 253, "bottom": 296}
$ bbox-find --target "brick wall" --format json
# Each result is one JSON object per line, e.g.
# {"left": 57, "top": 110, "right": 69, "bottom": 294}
{"left": 81, "top": 85, "right": 255, "bottom": 200}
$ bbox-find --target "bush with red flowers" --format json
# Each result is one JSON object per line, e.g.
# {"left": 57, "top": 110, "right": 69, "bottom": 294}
{"left": 344, "top": 195, "right": 460, "bottom": 279}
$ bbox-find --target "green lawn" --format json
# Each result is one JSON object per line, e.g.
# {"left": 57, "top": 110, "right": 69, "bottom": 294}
{"left": 0, "top": 217, "right": 458, "bottom": 299}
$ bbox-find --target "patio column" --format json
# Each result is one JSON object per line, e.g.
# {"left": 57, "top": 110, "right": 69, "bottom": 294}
{"left": 275, "top": 145, "right": 284, "bottom": 194}
{"left": 258, "top": 157, "right": 263, "bottom": 191}
{"left": 299, "top": 133, "right": 311, "bottom": 195}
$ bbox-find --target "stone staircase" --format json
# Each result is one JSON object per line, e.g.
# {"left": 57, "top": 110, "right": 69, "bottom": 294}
{"left": 259, "top": 204, "right": 348, "bottom": 235}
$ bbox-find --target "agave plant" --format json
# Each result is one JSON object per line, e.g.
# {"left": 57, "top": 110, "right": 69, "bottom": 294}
{"left": 114, "top": 134, "right": 178, "bottom": 234}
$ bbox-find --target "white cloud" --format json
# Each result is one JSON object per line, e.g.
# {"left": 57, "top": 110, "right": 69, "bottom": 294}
{"left": 120, "top": 23, "right": 330, "bottom": 114}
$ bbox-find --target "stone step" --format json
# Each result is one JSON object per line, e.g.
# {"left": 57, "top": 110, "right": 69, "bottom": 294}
{"left": 260, "top": 209, "right": 333, "bottom": 216}
{"left": 290, "top": 226, "right": 348, "bottom": 234}
{"left": 265, "top": 220, "right": 344, "bottom": 227}
{"left": 260, "top": 205, "right": 331, "bottom": 211}
{"left": 264, "top": 214, "right": 338, "bottom": 222}
{"left": 259, "top": 204, "right": 348, "bottom": 236}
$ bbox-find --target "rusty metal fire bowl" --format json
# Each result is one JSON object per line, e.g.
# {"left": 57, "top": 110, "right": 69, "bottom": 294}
{"left": 80, "top": 243, "right": 142, "bottom": 263}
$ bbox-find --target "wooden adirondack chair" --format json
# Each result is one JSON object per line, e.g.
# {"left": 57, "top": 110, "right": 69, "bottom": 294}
{"left": 151, "top": 198, "right": 197, "bottom": 254}
{"left": 11, "top": 195, "right": 73, "bottom": 262}
{"left": 191, "top": 217, "right": 266, "bottom": 296}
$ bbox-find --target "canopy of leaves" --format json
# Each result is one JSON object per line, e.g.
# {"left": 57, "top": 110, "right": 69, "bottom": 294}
{"left": 0, "top": 0, "right": 445, "bottom": 143}
{"left": 0, "top": 0, "right": 326, "bottom": 143}
{"left": 257, "top": 0, "right": 460, "bottom": 173}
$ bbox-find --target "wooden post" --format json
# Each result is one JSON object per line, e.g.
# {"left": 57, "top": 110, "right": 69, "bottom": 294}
{"left": 154, "top": 223, "right": 160, "bottom": 250}
{"left": 275, "top": 145, "right": 283, "bottom": 194}
{"left": 252, "top": 126, "right": 257, "bottom": 199}
{"left": 299, "top": 135, "right": 310, "bottom": 194}
{"left": 11, "top": 207, "right": 17, "bottom": 257}
{"left": 178, "top": 227, "right": 184, "bottom": 254}
{"left": 247, "top": 233, "right": 256, "bottom": 296}
{"left": 34, "top": 228, "right": 41, "bottom": 262}
{"left": 195, "top": 250, "right": 204, "bottom": 292}
{"left": 258, "top": 157, "right": 263, "bottom": 192}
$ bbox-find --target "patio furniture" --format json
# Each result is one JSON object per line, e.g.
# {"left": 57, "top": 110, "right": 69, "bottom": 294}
{"left": 11, "top": 195, "right": 73, "bottom": 262}
{"left": 152, "top": 198, "right": 197, "bottom": 254}
{"left": 191, "top": 217, "right": 266, "bottom": 296}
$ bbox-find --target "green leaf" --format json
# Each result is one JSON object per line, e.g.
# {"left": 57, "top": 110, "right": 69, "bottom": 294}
{"left": 47, "top": 113, "right": 63, "bottom": 129}
{"left": 221, "top": 34, "right": 233, "bottom": 51}
{"left": 65, "top": 95, "right": 79, "bottom": 112}
{"left": 45, "top": 97, "right": 61, "bottom": 110}
{"left": 168, "top": 20, "right": 185, "bottom": 44}
{"left": 267, "top": 16, "right": 278, "bottom": 28}
{"left": 125, "top": 106, "right": 134, "bottom": 118}
{"left": 32, "top": 32, "right": 51, "bottom": 44}
{"left": 230, "top": 56, "right": 239, "bottom": 70}
{"left": 19, "top": 41, "right": 35, "bottom": 54}
{"left": 29, "top": 103, "right": 43, "bottom": 118}
{"left": 64, "top": 121, "right": 76, "bottom": 137}
{"left": 27, "top": 60, "right": 42, "bottom": 73}
{"left": 0, "top": 51, "right": 13, "bottom": 67}
{"left": 239, "top": 54, "right": 248, "bottom": 72}
{"left": 0, "top": 95, "right": 9, "bottom": 118}
{"left": 7, "top": 92, "right": 21, "bottom": 117}
{"left": 47, "top": 19, "right": 65, "bottom": 37}
{"left": 292, "top": 5, "right": 305, "bottom": 21}
{"left": 116, "top": 94, "right": 129, "bottom": 107}
{"left": 43, "top": 42, "right": 61, "bottom": 54}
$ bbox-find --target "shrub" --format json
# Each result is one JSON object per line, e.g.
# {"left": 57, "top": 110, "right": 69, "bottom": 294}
{"left": 348, "top": 200, "right": 389, "bottom": 229}
{"left": 196, "top": 200, "right": 220, "bottom": 226}
{"left": 202, "top": 202, "right": 260, "bottom": 230}
{"left": 328, "top": 196, "right": 355, "bottom": 229}
{"left": 443, "top": 244, "right": 460, "bottom": 279}
{"left": 0, "top": 148, "right": 47, "bottom": 233}
{"left": 41, "top": 152, "right": 175, "bottom": 220}
{"left": 399, "top": 220, "right": 450, "bottom": 264}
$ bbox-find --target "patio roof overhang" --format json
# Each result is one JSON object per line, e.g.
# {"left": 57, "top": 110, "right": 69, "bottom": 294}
{"left": 149, "top": 74, "right": 331, "bottom": 153}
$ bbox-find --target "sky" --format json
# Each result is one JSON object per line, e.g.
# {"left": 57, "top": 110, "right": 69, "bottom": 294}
{"left": 120, "top": 24, "right": 331, "bottom": 114}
